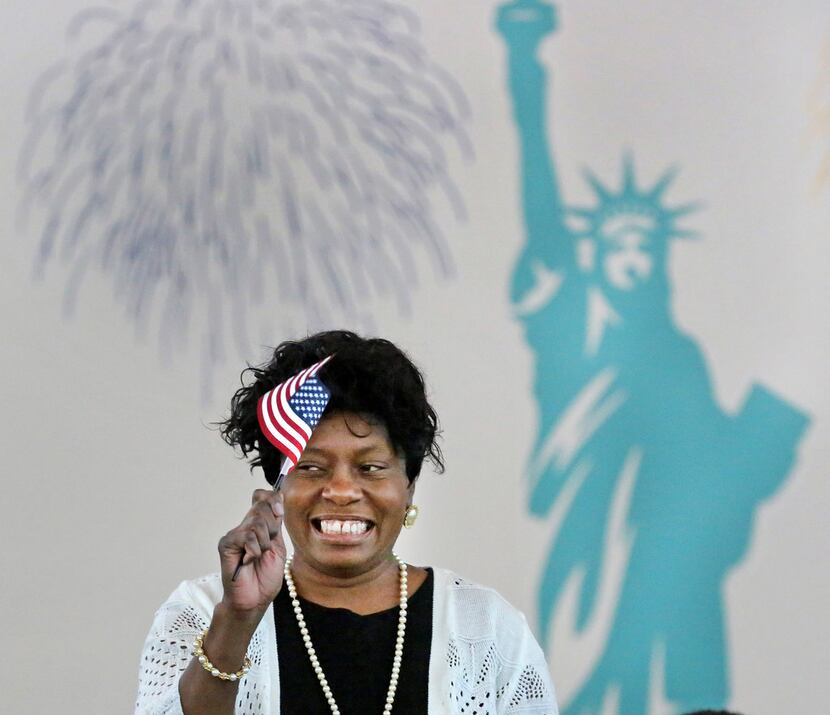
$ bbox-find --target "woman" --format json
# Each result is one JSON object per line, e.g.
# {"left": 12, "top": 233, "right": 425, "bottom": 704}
{"left": 136, "top": 331, "right": 558, "bottom": 714}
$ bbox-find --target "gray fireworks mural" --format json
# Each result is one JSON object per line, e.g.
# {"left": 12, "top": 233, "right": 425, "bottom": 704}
{"left": 18, "top": 0, "right": 472, "bottom": 391}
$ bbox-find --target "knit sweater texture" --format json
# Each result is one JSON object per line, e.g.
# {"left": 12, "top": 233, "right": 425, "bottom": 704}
{"left": 136, "top": 567, "right": 558, "bottom": 714}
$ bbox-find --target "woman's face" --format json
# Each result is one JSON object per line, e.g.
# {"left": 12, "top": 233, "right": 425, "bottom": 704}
{"left": 281, "top": 411, "right": 414, "bottom": 577}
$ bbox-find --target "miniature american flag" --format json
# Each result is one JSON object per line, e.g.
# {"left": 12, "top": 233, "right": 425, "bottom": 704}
{"left": 257, "top": 356, "right": 333, "bottom": 477}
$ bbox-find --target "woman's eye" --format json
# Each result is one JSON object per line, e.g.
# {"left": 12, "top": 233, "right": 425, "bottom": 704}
{"left": 295, "top": 464, "right": 324, "bottom": 475}
{"left": 361, "top": 464, "right": 385, "bottom": 474}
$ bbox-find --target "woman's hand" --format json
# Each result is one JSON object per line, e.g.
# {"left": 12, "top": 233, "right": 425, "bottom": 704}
{"left": 218, "top": 489, "right": 287, "bottom": 619}
{"left": 179, "top": 490, "right": 286, "bottom": 713}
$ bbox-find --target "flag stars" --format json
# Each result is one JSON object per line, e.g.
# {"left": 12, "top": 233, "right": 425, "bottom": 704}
{"left": 291, "top": 376, "right": 330, "bottom": 427}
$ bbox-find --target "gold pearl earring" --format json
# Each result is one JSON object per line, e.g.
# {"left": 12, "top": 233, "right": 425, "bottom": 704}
{"left": 403, "top": 504, "right": 419, "bottom": 529}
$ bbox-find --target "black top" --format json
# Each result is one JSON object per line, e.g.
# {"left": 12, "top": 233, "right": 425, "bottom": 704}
{"left": 274, "top": 568, "right": 434, "bottom": 714}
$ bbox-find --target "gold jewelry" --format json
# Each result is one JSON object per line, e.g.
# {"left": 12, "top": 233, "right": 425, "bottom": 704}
{"left": 403, "top": 504, "right": 419, "bottom": 529}
{"left": 193, "top": 628, "right": 252, "bottom": 682}
{"left": 284, "top": 554, "right": 408, "bottom": 714}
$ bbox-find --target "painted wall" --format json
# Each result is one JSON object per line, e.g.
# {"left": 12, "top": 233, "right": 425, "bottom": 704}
{"left": 1, "top": 1, "right": 828, "bottom": 713}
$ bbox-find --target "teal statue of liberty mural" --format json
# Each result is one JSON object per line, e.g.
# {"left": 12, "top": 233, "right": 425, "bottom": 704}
{"left": 496, "top": 1, "right": 810, "bottom": 713}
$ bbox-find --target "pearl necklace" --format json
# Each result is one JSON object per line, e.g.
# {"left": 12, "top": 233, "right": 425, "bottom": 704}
{"left": 283, "top": 554, "right": 408, "bottom": 715}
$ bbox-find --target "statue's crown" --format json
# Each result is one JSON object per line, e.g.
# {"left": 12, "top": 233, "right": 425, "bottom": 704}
{"left": 570, "top": 156, "right": 700, "bottom": 243}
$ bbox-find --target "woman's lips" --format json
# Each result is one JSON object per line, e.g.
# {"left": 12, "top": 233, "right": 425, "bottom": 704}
{"left": 310, "top": 517, "right": 375, "bottom": 542}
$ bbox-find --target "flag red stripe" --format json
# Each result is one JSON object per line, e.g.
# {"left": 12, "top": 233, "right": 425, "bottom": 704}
{"left": 270, "top": 380, "right": 306, "bottom": 456}
{"left": 258, "top": 392, "right": 302, "bottom": 462}
{"left": 257, "top": 394, "right": 299, "bottom": 462}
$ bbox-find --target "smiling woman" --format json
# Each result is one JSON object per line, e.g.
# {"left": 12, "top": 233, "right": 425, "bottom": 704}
{"left": 135, "top": 331, "right": 558, "bottom": 715}
{"left": 286, "top": 415, "right": 414, "bottom": 583}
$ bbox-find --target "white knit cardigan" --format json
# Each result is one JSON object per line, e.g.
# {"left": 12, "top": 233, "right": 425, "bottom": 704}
{"left": 136, "top": 568, "right": 558, "bottom": 714}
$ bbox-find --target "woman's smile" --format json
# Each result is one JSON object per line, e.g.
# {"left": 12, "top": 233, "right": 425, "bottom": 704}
{"left": 310, "top": 515, "right": 375, "bottom": 540}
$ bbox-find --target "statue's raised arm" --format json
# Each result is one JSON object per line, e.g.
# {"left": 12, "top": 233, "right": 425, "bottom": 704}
{"left": 496, "top": 0, "right": 576, "bottom": 309}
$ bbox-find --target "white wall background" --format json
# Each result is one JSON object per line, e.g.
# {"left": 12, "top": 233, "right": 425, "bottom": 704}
{"left": 1, "top": 1, "right": 829, "bottom": 713}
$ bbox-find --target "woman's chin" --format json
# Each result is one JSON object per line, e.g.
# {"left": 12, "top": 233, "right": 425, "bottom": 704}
{"left": 295, "top": 537, "right": 392, "bottom": 576}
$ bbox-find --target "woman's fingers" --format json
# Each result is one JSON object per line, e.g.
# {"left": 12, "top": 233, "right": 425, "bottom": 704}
{"left": 222, "top": 492, "right": 284, "bottom": 562}
{"left": 249, "top": 499, "right": 281, "bottom": 535}
{"left": 243, "top": 532, "right": 263, "bottom": 563}
{"left": 251, "top": 488, "right": 273, "bottom": 506}
{"left": 271, "top": 494, "right": 284, "bottom": 518}
{"left": 252, "top": 488, "right": 284, "bottom": 514}
{"left": 219, "top": 519, "right": 270, "bottom": 559}
{"left": 220, "top": 489, "right": 288, "bottom": 579}
{"left": 252, "top": 519, "right": 273, "bottom": 552}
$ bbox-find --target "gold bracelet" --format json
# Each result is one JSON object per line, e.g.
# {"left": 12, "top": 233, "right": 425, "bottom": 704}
{"left": 193, "top": 628, "right": 252, "bottom": 682}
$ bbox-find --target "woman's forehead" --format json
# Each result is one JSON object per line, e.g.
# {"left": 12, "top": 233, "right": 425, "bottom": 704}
{"left": 304, "top": 411, "right": 395, "bottom": 453}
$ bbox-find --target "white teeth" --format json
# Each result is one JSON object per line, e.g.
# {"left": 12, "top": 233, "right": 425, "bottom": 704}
{"left": 319, "top": 519, "right": 369, "bottom": 535}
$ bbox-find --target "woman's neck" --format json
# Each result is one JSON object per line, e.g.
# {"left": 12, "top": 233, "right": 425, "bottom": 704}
{"left": 287, "top": 555, "right": 427, "bottom": 615}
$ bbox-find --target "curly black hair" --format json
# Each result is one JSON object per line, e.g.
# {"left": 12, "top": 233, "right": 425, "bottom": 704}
{"left": 220, "top": 330, "right": 444, "bottom": 484}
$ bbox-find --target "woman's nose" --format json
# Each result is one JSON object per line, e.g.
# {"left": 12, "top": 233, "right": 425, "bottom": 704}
{"left": 321, "top": 467, "right": 361, "bottom": 503}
